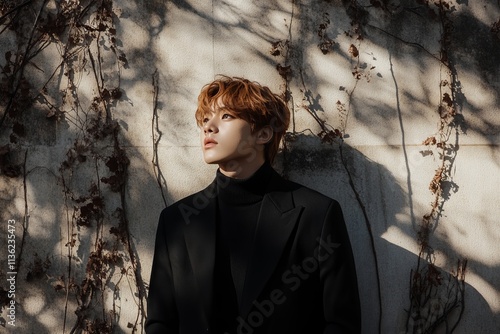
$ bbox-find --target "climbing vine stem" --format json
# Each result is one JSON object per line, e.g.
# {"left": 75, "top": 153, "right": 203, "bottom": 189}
{"left": 1, "top": 1, "right": 145, "bottom": 332}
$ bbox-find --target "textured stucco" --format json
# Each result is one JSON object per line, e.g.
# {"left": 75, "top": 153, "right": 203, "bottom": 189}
{"left": 0, "top": 0, "right": 499, "bottom": 333}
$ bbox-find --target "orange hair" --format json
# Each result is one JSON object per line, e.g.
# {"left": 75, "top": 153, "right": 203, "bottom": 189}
{"left": 195, "top": 76, "right": 290, "bottom": 163}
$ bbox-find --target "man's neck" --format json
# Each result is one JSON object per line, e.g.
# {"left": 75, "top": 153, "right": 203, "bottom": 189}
{"left": 218, "top": 158, "right": 266, "bottom": 179}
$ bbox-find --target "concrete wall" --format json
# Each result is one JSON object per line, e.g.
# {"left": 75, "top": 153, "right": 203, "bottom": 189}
{"left": 0, "top": 0, "right": 499, "bottom": 333}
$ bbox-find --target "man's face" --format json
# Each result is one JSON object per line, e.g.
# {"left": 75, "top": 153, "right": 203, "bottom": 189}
{"left": 200, "top": 105, "right": 263, "bottom": 167}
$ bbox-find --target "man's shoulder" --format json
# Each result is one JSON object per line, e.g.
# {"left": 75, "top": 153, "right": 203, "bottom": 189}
{"left": 158, "top": 183, "right": 215, "bottom": 221}
{"left": 271, "top": 173, "right": 338, "bottom": 208}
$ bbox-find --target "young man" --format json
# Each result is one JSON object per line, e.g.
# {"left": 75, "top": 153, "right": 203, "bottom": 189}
{"left": 146, "top": 76, "right": 361, "bottom": 334}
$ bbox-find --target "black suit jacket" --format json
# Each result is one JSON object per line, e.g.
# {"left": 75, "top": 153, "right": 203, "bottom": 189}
{"left": 146, "top": 168, "right": 361, "bottom": 334}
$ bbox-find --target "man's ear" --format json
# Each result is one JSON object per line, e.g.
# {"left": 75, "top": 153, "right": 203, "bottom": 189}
{"left": 256, "top": 126, "right": 273, "bottom": 145}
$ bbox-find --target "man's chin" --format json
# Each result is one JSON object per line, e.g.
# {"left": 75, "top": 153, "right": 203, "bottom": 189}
{"left": 202, "top": 153, "right": 234, "bottom": 165}
{"left": 202, "top": 155, "right": 222, "bottom": 165}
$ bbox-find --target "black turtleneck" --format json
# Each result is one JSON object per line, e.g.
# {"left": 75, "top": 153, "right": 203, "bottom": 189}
{"left": 211, "top": 162, "right": 274, "bottom": 333}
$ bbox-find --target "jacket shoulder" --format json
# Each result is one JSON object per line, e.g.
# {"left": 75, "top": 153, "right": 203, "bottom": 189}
{"left": 157, "top": 183, "right": 215, "bottom": 227}
{"left": 274, "top": 175, "right": 338, "bottom": 209}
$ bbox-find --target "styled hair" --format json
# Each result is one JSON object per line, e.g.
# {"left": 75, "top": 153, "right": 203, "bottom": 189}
{"left": 195, "top": 76, "right": 290, "bottom": 163}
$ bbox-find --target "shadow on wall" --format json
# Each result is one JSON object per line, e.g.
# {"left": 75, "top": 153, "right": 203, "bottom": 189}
{"left": 278, "top": 134, "right": 497, "bottom": 333}
{"left": 0, "top": 0, "right": 175, "bottom": 331}
{"left": 1, "top": 0, "right": 499, "bottom": 333}
{"left": 0, "top": 132, "right": 497, "bottom": 333}
{"left": 0, "top": 121, "right": 168, "bottom": 332}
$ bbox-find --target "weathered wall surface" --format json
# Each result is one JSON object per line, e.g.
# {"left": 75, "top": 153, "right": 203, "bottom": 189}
{"left": 0, "top": 0, "right": 499, "bottom": 333}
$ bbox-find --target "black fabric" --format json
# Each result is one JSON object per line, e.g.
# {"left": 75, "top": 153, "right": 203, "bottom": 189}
{"left": 211, "top": 163, "right": 273, "bottom": 332}
{"left": 145, "top": 164, "right": 361, "bottom": 334}
{"left": 215, "top": 162, "right": 273, "bottom": 206}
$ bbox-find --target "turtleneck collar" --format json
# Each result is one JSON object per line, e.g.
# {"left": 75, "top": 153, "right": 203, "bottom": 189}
{"left": 216, "top": 162, "right": 274, "bottom": 205}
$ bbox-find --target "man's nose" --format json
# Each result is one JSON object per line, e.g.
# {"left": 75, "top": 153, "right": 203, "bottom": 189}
{"left": 204, "top": 117, "right": 218, "bottom": 133}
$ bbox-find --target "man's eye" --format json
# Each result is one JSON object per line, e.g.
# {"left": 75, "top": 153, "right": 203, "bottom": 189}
{"left": 202, "top": 117, "right": 209, "bottom": 123}
{"left": 221, "top": 113, "right": 233, "bottom": 119}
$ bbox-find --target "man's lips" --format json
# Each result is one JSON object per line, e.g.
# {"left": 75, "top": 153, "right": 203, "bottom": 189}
{"left": 204, "top": 137, "right": 218, "bottom": 148}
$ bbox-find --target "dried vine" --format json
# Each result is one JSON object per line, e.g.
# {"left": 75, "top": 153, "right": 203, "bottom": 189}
{"left": 271, "top": 1, "right": 384, "bottom": 331}
{"left": 0, "top": 0, "right": 146, "bottom": 332}
{"left": 151, "top": 69, "right": 168, "bottom": 207}
{"left": 1, "top": 0, "right": 494, "bottom": 333}
{"left": 271, "top": 0, "right": 470, "bottom": 333}
{"left": 406, "top": 1, "right": 467, "bottom": 333}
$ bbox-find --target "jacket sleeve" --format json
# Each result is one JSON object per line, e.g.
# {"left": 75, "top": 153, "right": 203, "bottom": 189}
{"left": 320, "top": 200, "right": 361, "bottom": 334}
{"left": 145, "top": 209, "right": 180, "bottom": 334}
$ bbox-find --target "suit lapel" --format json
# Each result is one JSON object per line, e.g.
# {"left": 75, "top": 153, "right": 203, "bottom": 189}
{"left": 181, "top": 171, "right": 303, "bottom": 322}
{"left": 182, "top": 182, "right": 217, "bottom": 326}
{"left": 239, "top": 190, "right": 303, "bottom": 316}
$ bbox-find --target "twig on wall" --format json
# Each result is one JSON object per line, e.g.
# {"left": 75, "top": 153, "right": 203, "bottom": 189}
{"left": 15, "top": 150, "right": 29, "bottom": 277}
{"left": 151, "top": 69, "right": 168, "bottom": 207}
{"left": 406, "top": 1, "right": 467, "bottom": 332}
{"left": 0, "top": 0, "right": 48, "bottom": 129}
{"left": 1, "top": 0, "right": 147, "bottom": 331}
